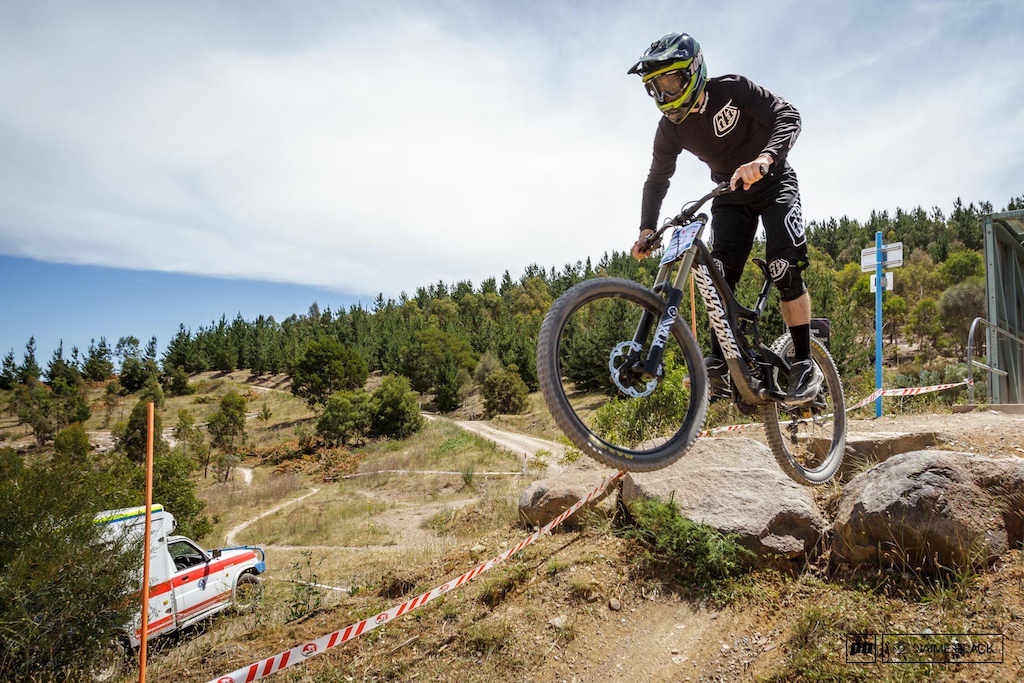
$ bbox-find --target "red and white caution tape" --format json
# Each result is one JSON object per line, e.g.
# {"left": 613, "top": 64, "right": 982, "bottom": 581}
{"left": 207, "top": 470, "right": 625, "bottom": 683}
{"left": 698, "top": 421, "right": 762, "bottom": 437}
{"left": 698, "top": 379, "right": 973, "bottom": 437}
{"left": 845, "top": 379, "right": 972, "bottom": 412}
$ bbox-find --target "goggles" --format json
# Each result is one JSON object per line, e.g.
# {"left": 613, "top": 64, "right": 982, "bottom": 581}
{"left": 644, "top": 70, "right": 689, "bottom": 103}
{"left": 641, "top": 52, "right": 703, "bottom": 105}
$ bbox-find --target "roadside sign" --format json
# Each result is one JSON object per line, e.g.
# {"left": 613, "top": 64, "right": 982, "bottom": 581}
{"left": 861, "top": 242, "right": 904, "bottom": 271}
{"left": 869, "top": 271, "right": 893, "bottom": 293}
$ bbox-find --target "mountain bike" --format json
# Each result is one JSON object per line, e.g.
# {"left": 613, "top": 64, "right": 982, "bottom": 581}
{"left": 536, "top": 181, "right": 846, "bottom": 485}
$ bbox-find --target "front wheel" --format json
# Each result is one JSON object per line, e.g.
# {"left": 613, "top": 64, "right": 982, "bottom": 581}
{"left": 761, "top": 333, "right": 847, "bottom": 485}
{"left": 537, "top": 277, "right": 708, "bottom": 472}
{"left": 233, "top": 572, "right": 264, "bottom": 612}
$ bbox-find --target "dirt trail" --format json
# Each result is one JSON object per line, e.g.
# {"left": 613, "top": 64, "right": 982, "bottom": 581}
{"left": 427, "top": 413, "right": 569, "bottom": 471}
{"left": 532, "top": 596, "right": 786, "bottom": 682}
{"left": 224, "top": 487, "right": 320, "bottom": 546}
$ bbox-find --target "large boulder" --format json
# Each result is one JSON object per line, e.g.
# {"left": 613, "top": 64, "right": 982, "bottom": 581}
{"left": 620, "top": 438, "right": 828, "bottom": 559}
{"left": 833, "top": 450, "right": 1024, "bottom": 570}
{"left": 838, "top": 431, "right": 940, "bottom": 479}
{"left": 518, "top": 469, "right": 618, "bottom": 530}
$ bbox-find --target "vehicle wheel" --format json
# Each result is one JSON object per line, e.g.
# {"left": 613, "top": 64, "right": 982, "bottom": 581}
{"left": 233, "top": 572, "right": 264, "bottom": 612}
{"left": 91, "top": 636, "right": 131, "bottom": 682}
{"left": 536, "top": 277, "right": 708, "bottom": 472}
{"left": 761, "top": 333, "right": 847, "bottom": 485}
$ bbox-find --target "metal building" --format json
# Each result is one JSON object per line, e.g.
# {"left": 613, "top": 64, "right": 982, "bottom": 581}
{"left": 981, "top": 209, "right": 1024, "bottom": 404}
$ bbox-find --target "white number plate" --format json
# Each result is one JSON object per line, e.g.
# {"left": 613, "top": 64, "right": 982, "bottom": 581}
{"left": 659, "top": 221, "right": 702, "bottom": 266}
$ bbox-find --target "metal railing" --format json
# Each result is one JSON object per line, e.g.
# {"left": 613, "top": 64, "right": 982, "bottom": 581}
{"left": 967, "top": 316, "right": 1024, "bottom": 404}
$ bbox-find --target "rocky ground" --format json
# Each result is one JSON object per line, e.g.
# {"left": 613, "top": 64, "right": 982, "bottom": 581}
{"left": 521, "top": 406, "right": 1024, "bottom": 682}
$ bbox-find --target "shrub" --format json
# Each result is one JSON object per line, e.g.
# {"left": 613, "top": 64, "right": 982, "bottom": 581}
{"left": 53, "top": 423, "right": 91, "bottom": 462}
{"left": 0, "top": 459, "right": 140, "bottom": 680}
{"left": 473, "top": 350, "right": 503, "bottom": 385}
{"left": 370, "top": 375, "right": 423, "bottom": 439}
{"left": 618, "top": 497, "right": 752, "bottom": 594}
{"left": 318, "top": 390, "right": 372, "bottom": 446}
{"left": 592, "top": 355, "right": 691, "bottom": 446}
{"left": 161, "top": 364, "right": 196, "bottom": 397}
{"left": 116, "top": 397, "right": 170, "bottom": 463}
{"left": 482, "top": 367, "right": 529, "bottom": 416}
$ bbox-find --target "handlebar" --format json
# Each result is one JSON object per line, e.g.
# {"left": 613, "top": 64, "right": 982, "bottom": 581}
{"left": 640, "top": 180, "right": 730, "bottom": 252}
{"left": 640, "top": 164, "right": 769, "bottom": 252}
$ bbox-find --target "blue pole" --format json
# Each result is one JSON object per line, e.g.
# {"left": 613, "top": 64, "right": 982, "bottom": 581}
{"left": 875, "top": 231, "right": 883, "bottom": 417}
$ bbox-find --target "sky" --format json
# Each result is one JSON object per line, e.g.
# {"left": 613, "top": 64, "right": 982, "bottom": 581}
{"left": 1, "top": 0, "right": 1022, "bottom": 365}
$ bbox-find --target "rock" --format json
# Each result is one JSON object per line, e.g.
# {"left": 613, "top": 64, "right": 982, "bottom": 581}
{"left": 609, "top": 598, "right": 621, "bottom": 611}
{"left": 836, "top": 431, "right": 940, "bottom": 478}
{"left": 471, "top": 544, "right": 486, "bottom": 554}
{"left": 833, "top": 450, "right": 1024, "bottom": 570}
{"left": 620, "top": 438, "right": 828, "bottom": 559}
{"left": 518, "top": 470, "right": 617, "bottom": 529}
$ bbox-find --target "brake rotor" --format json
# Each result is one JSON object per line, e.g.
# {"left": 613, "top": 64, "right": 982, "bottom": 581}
{"left": 609, "top": 341, "right": 659, "bottom": 398}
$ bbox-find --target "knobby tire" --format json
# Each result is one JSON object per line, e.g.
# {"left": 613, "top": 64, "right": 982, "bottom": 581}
{"left": 537, "top": 278, "right": 709, "bottom": 472}
{"left": 761, "top": 333, "right": 846, "bottom": 484}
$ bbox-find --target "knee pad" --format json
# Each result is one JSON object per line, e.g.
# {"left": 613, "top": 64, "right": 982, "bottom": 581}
{"left": 768, "top": 259, "right": 807, "bottom": 302}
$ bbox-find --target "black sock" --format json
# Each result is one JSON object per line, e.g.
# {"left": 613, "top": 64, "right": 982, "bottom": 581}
{"left": 790, "top": 324, "right": 811, "bottom": 361}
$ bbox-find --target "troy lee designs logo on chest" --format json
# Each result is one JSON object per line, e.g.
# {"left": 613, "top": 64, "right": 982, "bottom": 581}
{"left": 713, "top": 100, "right": 739, "bottom": 137}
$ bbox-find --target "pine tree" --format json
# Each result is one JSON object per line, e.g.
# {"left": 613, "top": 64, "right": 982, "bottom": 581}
{"left": 0, "top": 350, "right": 17, "bottom": 390}
{"left": 17, "top": 338, "right": 40, "bottom": 384}
{"left": 83, "top": 337, "right": 114, "bottom": 381}
{"left": 291, "top": 338, "right": 368, "bottom": 408}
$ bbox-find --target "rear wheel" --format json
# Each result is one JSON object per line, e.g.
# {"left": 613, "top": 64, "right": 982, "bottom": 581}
{"left": 536, "top": 277, "right": 708, "bottom": 472}
{"left": 761, "top": 333, "right": 846, "bottom": 484}
{"left": 91, "top": 636, "right": 131, "bottom": 682}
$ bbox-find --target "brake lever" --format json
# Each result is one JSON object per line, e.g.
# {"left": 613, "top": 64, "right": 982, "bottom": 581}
{"left": 642, "top": 232, "right": 663, "bottom": 252}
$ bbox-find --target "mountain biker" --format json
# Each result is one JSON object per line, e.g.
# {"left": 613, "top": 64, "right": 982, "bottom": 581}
{"left": 627, "top": 32, "right": 823, "bottom": 406}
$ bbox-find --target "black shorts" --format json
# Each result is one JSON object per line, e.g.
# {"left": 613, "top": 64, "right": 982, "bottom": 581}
{"left": 708, "top": 163, "right": 808, "bottom": 288}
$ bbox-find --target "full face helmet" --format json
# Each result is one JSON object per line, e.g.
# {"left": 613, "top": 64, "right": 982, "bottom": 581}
{"left": 628, "top": 33, "right": 707, "bottom": 124}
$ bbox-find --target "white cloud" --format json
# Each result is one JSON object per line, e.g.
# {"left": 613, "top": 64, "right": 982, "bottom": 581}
{"left": 0, "top": 1, "right": 1022, "bottom": 301}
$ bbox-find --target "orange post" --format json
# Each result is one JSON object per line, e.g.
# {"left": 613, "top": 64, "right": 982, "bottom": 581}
{"left": 138, "top": 402, "right": 155, "bottom": 683}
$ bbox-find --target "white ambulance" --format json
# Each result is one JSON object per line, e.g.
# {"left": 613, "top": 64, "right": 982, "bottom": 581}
{"left": 95, "top": 504, "right": 266, "bottom": 649}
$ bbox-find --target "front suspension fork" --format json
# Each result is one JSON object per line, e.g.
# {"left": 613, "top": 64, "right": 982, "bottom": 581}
{"left": 626, "top": 286, "right": 684, "bottom": 381}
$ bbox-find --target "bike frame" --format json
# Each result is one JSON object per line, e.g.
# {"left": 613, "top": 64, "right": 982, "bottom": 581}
{"left": 626, "top": 205, "right": 792, "bottom": 407}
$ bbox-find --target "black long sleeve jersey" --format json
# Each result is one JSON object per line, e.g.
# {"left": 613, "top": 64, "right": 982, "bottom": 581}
{"left": 639, "top": 74, "right": 801, "bottom": 232}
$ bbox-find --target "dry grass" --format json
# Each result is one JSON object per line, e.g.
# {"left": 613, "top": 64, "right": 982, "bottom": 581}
{"left": 357, "top": 419, "right": 521, "bottom": 472}
{"left": 490, "top": 389, "right": 607, "bottom": 442}
{"left": 199, "top": 471, "right": 310, "bottom": 544}
{"left": 236, "top": 495, "right": 393, "bottom": 547}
